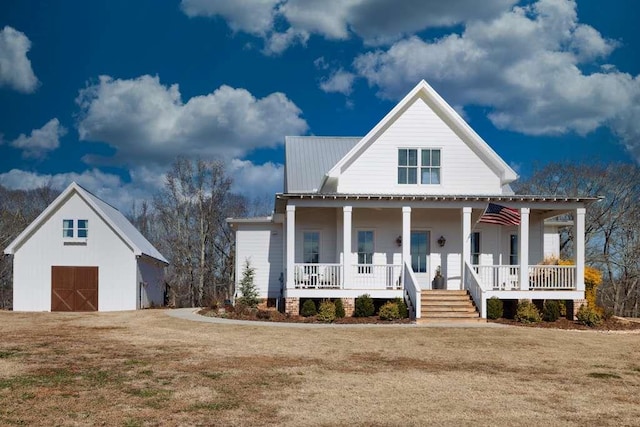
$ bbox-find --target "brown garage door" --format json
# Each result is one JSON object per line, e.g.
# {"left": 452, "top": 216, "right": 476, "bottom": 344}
{"left": 51, "top": 266, "right": 98, "bottom": 311}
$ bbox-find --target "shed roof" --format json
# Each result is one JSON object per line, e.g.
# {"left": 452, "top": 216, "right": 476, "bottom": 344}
{"left": 285, "top": 136, "right": 360, "bottom": 193}
{"left": 4, "top": 182, "right": 168, "bottom": 264}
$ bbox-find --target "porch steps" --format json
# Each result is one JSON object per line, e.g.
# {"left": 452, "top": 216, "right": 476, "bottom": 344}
{"left": 418, "top": 290, "right": 484, "bottom": 324}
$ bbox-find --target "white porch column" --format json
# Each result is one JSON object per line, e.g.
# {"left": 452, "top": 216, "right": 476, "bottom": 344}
{"left": 519, "top": 208, "right": 530, "bottom": 291}
{"left": 286, "top": 204, "right": 296, "bottom": 289}
{"left": 402, "top": 207, "right": 411, "bottom": 286}
{"left": 575, "top": 207, "right": 586, "bottom": 292}
{"left": 342, "top": 206, "right": 352, "bottom": 288}
{"left": 461, "top": 207, "right": 472, "bottom": 289}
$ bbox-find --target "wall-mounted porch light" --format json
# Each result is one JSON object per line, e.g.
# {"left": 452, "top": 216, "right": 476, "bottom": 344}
{"left": 437, "top": 235, "right": 446, "bottom": 247}
{"left": 396, "top": 235, "right": 402, "bottom": 247}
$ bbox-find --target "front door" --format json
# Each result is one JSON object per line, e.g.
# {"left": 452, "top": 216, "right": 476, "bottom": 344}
{"left": 411, "top": 231, "right": 430, "bottom": 289}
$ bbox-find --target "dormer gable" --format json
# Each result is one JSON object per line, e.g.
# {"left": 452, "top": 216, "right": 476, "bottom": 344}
{"left": 320, "top": 80, "right": 517, "bottom": 195}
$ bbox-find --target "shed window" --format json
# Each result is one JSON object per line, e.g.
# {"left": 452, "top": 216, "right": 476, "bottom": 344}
{"left": 77, "top": 220, "right": 89, "bottom": 238}
{"left": 63, "top": 220, "right": 74, "bottom": 238}
{"left": 63, "top": 219, "right": 89, "bottom": 239}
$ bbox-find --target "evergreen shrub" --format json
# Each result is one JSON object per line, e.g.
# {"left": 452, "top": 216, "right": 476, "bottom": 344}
{"left": 354, "top": 294, "right": 375, "bottom": 317}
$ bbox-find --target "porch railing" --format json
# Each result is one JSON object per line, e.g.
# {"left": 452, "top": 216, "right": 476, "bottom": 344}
{"left": 528, "top": 265, "right": 575, "bottom": 290}
{"left": 294, "top": 264, "right": 341, "bottom": 289}
{"left": 464, "top": 261, "right": 485, "bottom": 318}
{"left": 351, "top": 264, "right": 402, "bottom": 290}
{"left": 403, "top": 261, "right": 421, "bottom": 319}
{"left": 473, "top": 265, "right": 520, "bottom": 290}
{"left": 472, "top": 264, "right": 576, "bottom": 290}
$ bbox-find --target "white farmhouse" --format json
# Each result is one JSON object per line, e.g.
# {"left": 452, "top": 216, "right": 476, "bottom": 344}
{"left": 228, "top": 80, "right": 597, "bottom": 321}
{"left": 4, "top": 182, "right": 168, "bottom": 311}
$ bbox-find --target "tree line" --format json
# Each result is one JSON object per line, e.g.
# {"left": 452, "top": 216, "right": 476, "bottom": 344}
{"left": 0, "top": 160, "right": 639, "bottom": 315}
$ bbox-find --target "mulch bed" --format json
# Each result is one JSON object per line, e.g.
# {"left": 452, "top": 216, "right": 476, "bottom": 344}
{"left": 198, "top": 308, "right": 412, "bottom": 324}
{"left": 491, "top": 316, "right": 640, "bottom": 331}
{"left": 199, "top": 308, "right": 639, "bottom": 329}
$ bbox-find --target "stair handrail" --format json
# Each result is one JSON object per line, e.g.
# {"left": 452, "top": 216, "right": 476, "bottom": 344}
{"left": 403, "top": 261, "right": 421, "bottom": 319}
{"left": 464, "top": 261, "right": 485, "bottom": 318}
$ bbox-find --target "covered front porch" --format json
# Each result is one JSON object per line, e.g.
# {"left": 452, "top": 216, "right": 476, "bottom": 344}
{"left": 278, "top": 194, "right": 590, "bottom": 318}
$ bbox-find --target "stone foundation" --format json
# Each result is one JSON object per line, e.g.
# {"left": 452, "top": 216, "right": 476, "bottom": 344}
{"left": 341, "top": 298, "right": 355, "bottom": 317}
{"left": 285, "top": 297, "right": 300, "bottom": 316}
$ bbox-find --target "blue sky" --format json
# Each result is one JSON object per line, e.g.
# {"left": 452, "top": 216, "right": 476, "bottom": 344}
{"left": 0, "top": 0, "right": 638, "bottom": 210}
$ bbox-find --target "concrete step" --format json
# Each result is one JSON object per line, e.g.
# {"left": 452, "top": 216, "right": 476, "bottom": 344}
{"left": 422, "top": 304, "right": 477, "bottom": 313}
{"left": 423, "top": 311, "right": 480, "bottom": 318}
{"left": 421, "top": 296, "right": 473, "bottom": 303}
{"left": 422, "top": 290, "right": 468, "bottom": 296}
{"left": 417, "top": 317, "right": 486, "bottom": 324}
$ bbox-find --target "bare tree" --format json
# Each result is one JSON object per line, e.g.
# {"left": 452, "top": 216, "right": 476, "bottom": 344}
{"left": 515, "top": 162, "right": 640, "bottom": 316}
{"left": 153, "top": 157, "right": 246, "bottom": 307}
{"left": 0, "top": 184, "right": 59, "bottom": 309}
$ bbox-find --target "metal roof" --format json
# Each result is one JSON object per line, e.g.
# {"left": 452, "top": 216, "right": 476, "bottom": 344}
{"left": 4, "top": 182, "right": 169, "bottom": 264}
{"left": 284, "top": 136, "right": 360, "bottom": 193}
{"left": 80, "top": 186, "right": 168, "bottom": 264}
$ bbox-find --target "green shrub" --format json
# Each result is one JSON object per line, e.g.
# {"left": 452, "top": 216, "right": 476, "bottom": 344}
{"left": 317, "top": 300, "right": 336, "bottom": 322}
{"left": 393, "top": 297, "right": 409, "bottom": 318}
{"left": 379, "top": 302, "right": 401, "bottom": 320}
{"left": 354, "top": 294, "right": 375, "bottom": 317}
{"left": 515, "top": 300, "right": 542, "bottom": 324}
{"left": 487, "top": 297, "right": 503, "bottom": 320}
{"left": 543, "top": 300, "right": 561, "bottom": 322}
{"left": 334, "top": 299, "right": 346, "bottom": 318}
{"left": 301, "top": 300, "right": 317, "bottom": 317}
{"left": 576, "top": 304, "right": 602, "bottom": 327}
{"left": 236, "top": 259, "right": 260, "bottom": 308}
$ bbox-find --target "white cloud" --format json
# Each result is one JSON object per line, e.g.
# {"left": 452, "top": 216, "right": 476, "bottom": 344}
{"left": 352, "top": 0, "right": 640, "bottom": 162}
{"left": 319, "top": 69, "right": 356, "bottom": 95}
{"left": 0, "top": 160, "right": 281, "bottom": 213}
{"left": 228, "top": 159, "right": 283, "bottom": 200}
{"left": 9, "top": 118, "right": 66, "bottom": 159}
{"left": 180, "top": 0, "right": 517, "bottom": 53}
{"left": 76, "top": 75, "right": 307, "bottom": 167}
{"left": 180, "top": 0, "right": 280, "bottom": 35}
{"left": 0, "top": 26, "right": 39, "bottom": 93}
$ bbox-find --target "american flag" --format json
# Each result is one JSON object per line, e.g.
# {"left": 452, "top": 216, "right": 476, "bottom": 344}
{"left": 479, "top": 203, "right": 520, "bottom": 226}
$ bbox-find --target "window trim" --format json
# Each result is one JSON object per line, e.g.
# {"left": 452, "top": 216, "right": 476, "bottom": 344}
{"left": 302, "top": 230, "right": 320, "bottom": 264}
{"left": 471, "top": 232, "right": 481, "bottom": 265}
{"left": 356, "top": 229, "right": 375, "bottom": 274}
{"left": 397, "top": 147, "right": 442, "bottom": 186}
{"left": 509, "top": 234, "right": 518, "bottom": 265}
{"left": 63, "top": 218, "right": 89, "bottom": 241}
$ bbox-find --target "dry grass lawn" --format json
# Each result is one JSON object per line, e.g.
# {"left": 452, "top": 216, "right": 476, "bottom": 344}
{"left": 1, "top": 310, "right": 639, "bottom": 426}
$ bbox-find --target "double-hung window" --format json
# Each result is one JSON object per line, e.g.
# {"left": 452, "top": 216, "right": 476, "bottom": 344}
{"left": 509, "top": 234, "right": 518, "bottom": 265}
{"left": 421, "top": 149, "right": 441, "bottom": 184}
{"left": 63, "top": 220, "right": 74, "bottom": 238}
{"left": 303, "top": 232, "right": 320, "bottom": 264}
{"left": 357, "top": 230, "right": 374, "bottom": 274}
{"left": 471, "top": 232, "right": 480, "bottom": 265}
{"left": 398, "top": 148, "right": 441, "bottom": 185}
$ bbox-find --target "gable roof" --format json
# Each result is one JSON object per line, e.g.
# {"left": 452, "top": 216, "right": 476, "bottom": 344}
{"left": 323, "top": 80, "right": 518, "bottom": 190}
{"left": 4, "top": 182, "right": 169, "bottom": 264}
{"left": 285, "top": 136, "right": 360, "bottom": 193}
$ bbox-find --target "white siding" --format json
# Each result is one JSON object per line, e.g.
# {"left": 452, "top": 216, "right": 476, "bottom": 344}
{"left": 338, "top": 98, "right": 503, "bottom": 195}
{"left": 235, "top": 223, "right": 284, "bottom": 299}
{"left": 137, "top": 258, "right": 165, "bottom": 308}
{"left": 12, "top": 192, "right": 137, "bottom": 311}
{"left": 296, "top": 208, "right": 338, "bottom": 263}
{"left": 543, "top": 226, "right": 561, "bottom": 260}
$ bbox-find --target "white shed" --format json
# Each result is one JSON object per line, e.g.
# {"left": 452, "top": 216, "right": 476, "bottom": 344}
{"left": 3, "top": 182, "right": 168, "bottom": 312}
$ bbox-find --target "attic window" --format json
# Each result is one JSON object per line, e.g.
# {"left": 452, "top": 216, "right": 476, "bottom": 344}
{"left": 63, "top": 219, "right": 88, "bottom": 239}
{"left": 398, "top": 148, "right": 441, "bottom": 185}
